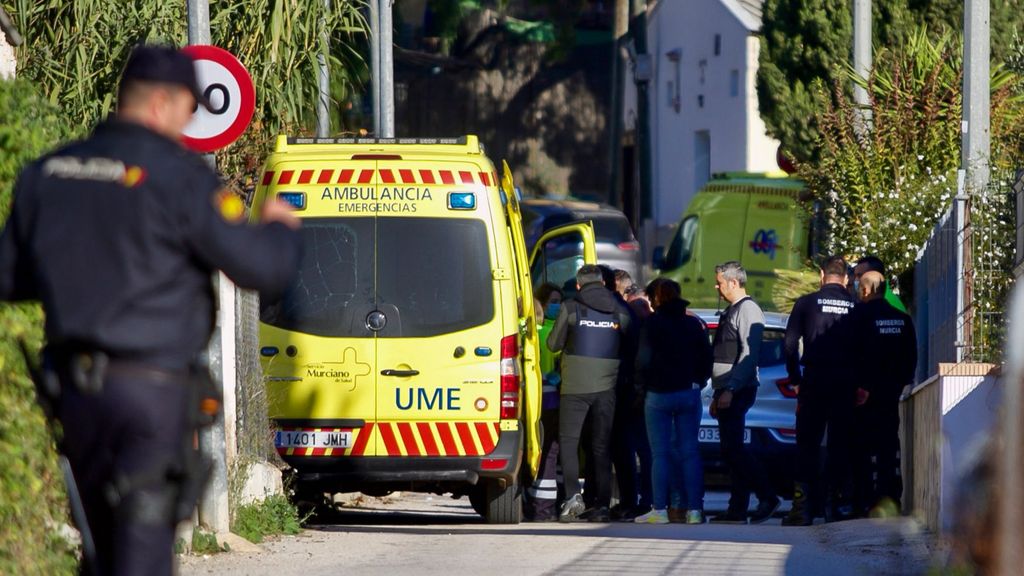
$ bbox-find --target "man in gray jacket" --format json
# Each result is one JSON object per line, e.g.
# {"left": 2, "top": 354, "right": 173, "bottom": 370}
{"left": 709, "top": 261, "right": 780, "bottom": 524}
{"left": 548, "top": 264, "right": 633, "bottom": 522}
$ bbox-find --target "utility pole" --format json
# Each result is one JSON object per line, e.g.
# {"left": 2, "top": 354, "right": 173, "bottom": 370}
{"left": 631, "top": 0, "right": 653, "bottom": 232}
{"left": 852, "top": 0, "right": 872, "bottom": 127}
{"left": 188, "top": 0, "right": 232, "bottom": 536}
{"left": 607, "top": 0, "right": 629, "bottom": 208}
{"left": 370, "top": 0, "right": 395, "bottom": 137}
{"left": 956, "top": 0, "right": 990, "bottom": 363}
{"left": 316, "top": 0, "right": 331, "bottom": 137}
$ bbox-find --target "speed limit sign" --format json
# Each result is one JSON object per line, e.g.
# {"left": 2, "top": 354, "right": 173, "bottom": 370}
{"left": 181, "top": 45, "right": 255, "bottom": 153}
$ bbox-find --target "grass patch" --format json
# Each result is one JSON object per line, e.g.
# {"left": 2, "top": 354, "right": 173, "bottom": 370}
{"left": 175, "top": 528, "right": 229, "bottom": 556}
{"left": 232, "top": 495, "right": 303, "bottom": 544}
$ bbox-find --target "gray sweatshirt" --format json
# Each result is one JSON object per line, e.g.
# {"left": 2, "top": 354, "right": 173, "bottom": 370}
{"left": 711, "top": 296, "right": 765, "bottom": 391}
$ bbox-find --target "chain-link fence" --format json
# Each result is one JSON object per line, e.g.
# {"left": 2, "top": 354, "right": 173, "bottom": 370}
{"left": 235, "top": 287, "right": 269, "bottom": 462}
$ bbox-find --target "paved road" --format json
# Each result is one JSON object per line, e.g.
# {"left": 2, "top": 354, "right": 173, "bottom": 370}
{"left": 179, "top": 492, "right": 935, "bottom": 576}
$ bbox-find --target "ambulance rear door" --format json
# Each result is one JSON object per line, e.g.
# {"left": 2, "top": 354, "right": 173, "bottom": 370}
{"left": 372, "top": 159, "right": 506, "bottom": 459}
{"left": 259, "top": 159, "right": 380, "bottom": 458}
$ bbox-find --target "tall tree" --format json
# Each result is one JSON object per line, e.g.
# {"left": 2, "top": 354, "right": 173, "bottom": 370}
{"left": 757, "top": 0, "right": 1023, "bottom": 164}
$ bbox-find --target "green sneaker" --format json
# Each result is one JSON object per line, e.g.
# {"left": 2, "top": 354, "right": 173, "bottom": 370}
{"left": 685, "top": 510, "right": 704, "bottom": 524}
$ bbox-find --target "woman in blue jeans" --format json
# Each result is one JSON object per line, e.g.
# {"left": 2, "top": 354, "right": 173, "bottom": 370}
{"left": 634, "top": 280, "right": 713, "bottom": 524}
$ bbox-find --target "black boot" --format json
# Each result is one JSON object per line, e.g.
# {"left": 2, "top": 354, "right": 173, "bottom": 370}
{"left": 782, "top": 483, "right": 813, "bottom": 526}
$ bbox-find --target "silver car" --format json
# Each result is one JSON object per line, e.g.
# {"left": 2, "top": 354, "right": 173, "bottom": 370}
{"left": 520, "top": 199, "right": 644, "bottom": 284}
{"left": 693, "top": 309, "right": 798, "bottom": 496}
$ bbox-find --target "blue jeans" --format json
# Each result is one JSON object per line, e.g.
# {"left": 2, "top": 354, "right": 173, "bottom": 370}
{"left": 645, "top": 388, "right": 704, "bottom": 511}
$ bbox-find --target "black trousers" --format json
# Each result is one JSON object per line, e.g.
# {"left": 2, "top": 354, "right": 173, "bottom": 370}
{"left": 526, "top": 407, "right": 561, "bottom": 520}
{"left": 716, "top": 386, "right": 775, "bottom": 513}
{"left": 795, "top": 370, "right": 855, "bottom": 499}
{"left": 560, "top": 389, "right": 616, "bottom": 508}
{"left": 58, "top": 368, "right": 190, "bottom": 576}
{"left": 852, "top": 396, "right": 902, "bottom": 511}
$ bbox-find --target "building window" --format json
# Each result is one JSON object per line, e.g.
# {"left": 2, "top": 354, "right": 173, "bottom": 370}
{"left": 714, "top": 34, "right": 721, "bottom": 56}
{"left": 698, "top": 94, "right": 704, "bottom": 108}
{"left": 729, "top": 70, "right": 739, "bottom": 97}
{"left": 695, "top": 131, "right": 711, "bottom": 193}
{"left": 667, "top": 48, "right": 681, "bottom": 113}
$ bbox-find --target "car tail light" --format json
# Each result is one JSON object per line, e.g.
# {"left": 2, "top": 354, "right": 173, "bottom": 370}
{"left": 617, "top": 240, "right": 641, "bottom": 251}
{"left": 500, "top": 334, "right": 520, "bottom": 420}
{"left": 776, "top": 377, "right": 798, "bottom": 399}
{"left": 776, "top": 428, "right": 797, "bottom": 439}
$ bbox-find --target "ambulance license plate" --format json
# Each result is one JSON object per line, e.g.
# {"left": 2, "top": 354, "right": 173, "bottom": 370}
{"left": 698, "top": 427, "right": 751, "bottom": 444}
{"left": 275, "top": 430, "right": 352, "bottom": 449}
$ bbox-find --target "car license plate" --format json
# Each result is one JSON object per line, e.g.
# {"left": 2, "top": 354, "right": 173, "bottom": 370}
{"left": 275, "top": 429, "right": 352, "bottom": 449}
{"left": 698, "top": 427, "right": 751, "bottom": 444}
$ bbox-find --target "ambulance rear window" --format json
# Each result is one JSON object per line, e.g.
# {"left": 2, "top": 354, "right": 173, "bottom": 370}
{"left": 260, "top": 218, "right": 375, "bottom": 337}
{"left": 260, "top": 217, "right": 493, "bottom": 338}
{"left": 377, "top": 217, "right": 493, "bottom": 337}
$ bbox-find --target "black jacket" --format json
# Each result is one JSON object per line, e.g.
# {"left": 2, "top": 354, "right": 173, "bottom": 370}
{"left": 547, "top": 282, "right": 633, "bottom": 395}
{"left": 636, "top": 299, "right": 713, "bottom": 394}
{"left": 0, "top": 120, "right": 301, "bottom": 369}
{"left": 784, "top": 283, "right": 856, "bottom": 385}
{"left": 849, "top": 298, "right": 918, "bottom": 399}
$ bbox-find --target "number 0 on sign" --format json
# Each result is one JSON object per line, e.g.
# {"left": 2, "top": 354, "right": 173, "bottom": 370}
{"left": 181, "top": 45, "right": 256, "bottom": 153}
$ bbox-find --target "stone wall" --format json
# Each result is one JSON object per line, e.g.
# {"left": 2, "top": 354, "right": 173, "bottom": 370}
{"left": 395, "top": 30, "right": 613, "bottom": 200}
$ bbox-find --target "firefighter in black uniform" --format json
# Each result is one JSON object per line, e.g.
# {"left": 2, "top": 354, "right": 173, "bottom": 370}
{"left": 782, "top": 256, "right": 857, "bottom": 526}
{"left": 0, "top": 45, "right": 301, "bottom": 575}
{"left": 850, "top": 271, "right": 917, "bottom": 517}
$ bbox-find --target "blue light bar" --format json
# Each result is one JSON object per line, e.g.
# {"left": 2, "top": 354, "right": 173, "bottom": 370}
{"left": 447, "top": 192, "right": 476, "bottom": 210}
{"left": 277, "top": 192, "right": 306, "bottom": 210}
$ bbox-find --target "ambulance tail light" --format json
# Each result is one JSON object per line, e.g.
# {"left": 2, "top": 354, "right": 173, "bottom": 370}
{"left": 776, "top": 377, "right": 798, "bottom": 399}
{"left": 617, "top": 240, "right": 641, "bottom": 251}
{"left": 500, "top": 334, "right": 520, "bottom": 420}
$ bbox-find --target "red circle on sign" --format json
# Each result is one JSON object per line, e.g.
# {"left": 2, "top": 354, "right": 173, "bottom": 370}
{"left": 180, "top": 45, "right": 255, "bottom": 153}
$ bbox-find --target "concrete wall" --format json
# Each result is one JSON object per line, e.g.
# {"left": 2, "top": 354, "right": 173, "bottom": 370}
{"left": 902, "top": 363, "right": 1000, "bottom": 533}
{"left": 0, "top": 33, "right": 15, "bottom": 79}
{"left": 623, "top": 0, "right": 780, "bottom": 228}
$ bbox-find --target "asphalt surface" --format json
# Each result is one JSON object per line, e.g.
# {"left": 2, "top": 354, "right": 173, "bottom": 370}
{"left": 178, "top": 491, "right": 936, "bottom": 576}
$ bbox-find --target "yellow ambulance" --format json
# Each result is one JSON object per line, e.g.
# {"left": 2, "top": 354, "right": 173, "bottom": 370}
{"left": 251, "top": 136, "right": 596, "bottom": 523}
{"left": 653, "top": 172, "right": 811, "bottom": 311}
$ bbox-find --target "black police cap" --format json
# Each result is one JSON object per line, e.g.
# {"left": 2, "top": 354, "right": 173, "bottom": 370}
{"left": 122, "top": 45, "right": 213, "bottom": 111}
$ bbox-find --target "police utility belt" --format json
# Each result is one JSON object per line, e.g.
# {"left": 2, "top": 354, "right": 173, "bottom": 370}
{"left": 41, "top": 343, "right": 222, "bottom": 525}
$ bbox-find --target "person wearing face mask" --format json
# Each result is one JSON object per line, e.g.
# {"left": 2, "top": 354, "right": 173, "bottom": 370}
{"left": 526, "top": 283, "right": 564, "bottom": 521}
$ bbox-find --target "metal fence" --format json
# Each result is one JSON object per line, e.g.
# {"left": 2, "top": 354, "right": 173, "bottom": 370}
{"left": 235, "top": 287, "right": 269, "bottom": 463}
{"left": 913, "top": 180, "right": 1015, "bottom": 382}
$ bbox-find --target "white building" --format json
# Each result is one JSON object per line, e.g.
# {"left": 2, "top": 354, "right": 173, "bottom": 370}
{"left": 624, "top": 0, "right": 781, "bottom": 230}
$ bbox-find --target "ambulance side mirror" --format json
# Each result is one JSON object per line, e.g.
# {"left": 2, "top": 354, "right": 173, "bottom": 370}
{"left": 652, "top": 246, "right": 666, "bottom": 270}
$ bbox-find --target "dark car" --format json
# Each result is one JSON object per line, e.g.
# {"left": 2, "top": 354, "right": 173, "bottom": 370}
{"left": 694, "top": 309, "right": 798, "bottom": 497}
{"left": 520, "top": 199, "right": 643, "bottom": 283}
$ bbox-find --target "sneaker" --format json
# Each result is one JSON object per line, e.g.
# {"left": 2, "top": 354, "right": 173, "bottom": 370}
{"left": 750, "top": 496, "right": 781, "bottom": 524}
{"left": 685, "top": 510, "right": 704, "bottom": 524}
{"left": 668, "top": 507, "right": 686, "bottom": 523}
{"left": 634, "top": 509, "right": 669, "bottom": 524}
{"left": 559, "top": 494, "right": 585, "bottom": 523}
{"left": 709, "top": 511, "right": 748, "bottom": 524}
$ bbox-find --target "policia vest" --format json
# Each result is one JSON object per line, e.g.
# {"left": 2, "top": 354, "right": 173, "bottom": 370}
{"left": 561, "top": 301, "right": 624, "bottom": 395}
{"left": 566, "top": 303, "right": 622, "bottom": 359}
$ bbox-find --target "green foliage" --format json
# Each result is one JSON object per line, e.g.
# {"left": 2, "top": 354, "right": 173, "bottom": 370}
{"left": 756, "top": 0, "right": 854, "bottom": 163}
{"left": 0, "top": 79, "right": 75, "bottom": 575}
{"left": 758, "top": 0, "right": 1024, "bottom": 163}
{"left": 804, "top": 28, "right": 1024, "bottom": 278}
{"left": 185, "top": 528, "right": 229, "bottom": 555}
{"left": 4, "top": 0, "right": 370, "bottom": 192}
{"left": 231, "top": 495, "right": 303, "bottom": 544}
{"left": 770, "top": 268, "right": 822, "bottom": 313}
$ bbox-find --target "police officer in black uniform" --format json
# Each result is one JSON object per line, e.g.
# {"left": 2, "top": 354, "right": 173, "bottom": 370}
{"left": 547, "top": 264, "right": 633, "bottom": 522}
{"left": 0, "top": 45, "right": 301, "bottom": 575}
{"left": 782, "top": 256, "right": 857, "bottom": 526}
{"left": 849, "top": 271, "right": 917, "bottom": 516}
